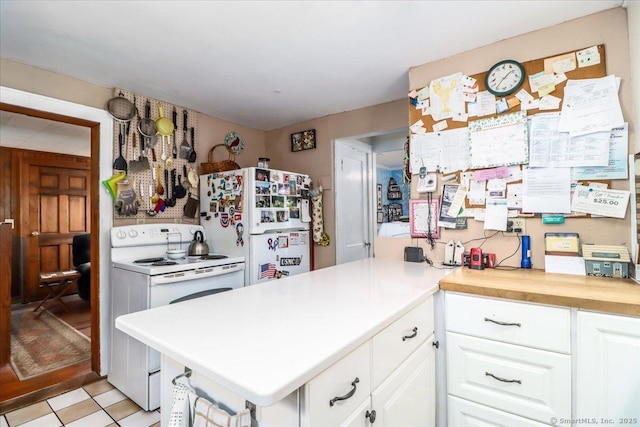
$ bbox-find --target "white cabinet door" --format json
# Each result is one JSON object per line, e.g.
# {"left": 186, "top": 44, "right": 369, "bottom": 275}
{"left": 371, "top": 338, "right": 436, "bottom": 426}
{"left": 577, "top": 311, "right": 640, "bottom": 426}
{"left": 340, "top": 399, "right": 372, "bottom": 427}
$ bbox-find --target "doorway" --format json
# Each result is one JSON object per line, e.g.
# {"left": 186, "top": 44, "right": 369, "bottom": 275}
{"left": 334, "top": 128, "right": 409, "bottom": 265}
{"left": 0, "top": 97, "right": 105, "bottom": 409}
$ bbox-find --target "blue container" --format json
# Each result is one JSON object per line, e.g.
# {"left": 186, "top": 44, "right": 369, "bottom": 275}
{"left": 521, "top": 235, "right": 532, "bottom": 269}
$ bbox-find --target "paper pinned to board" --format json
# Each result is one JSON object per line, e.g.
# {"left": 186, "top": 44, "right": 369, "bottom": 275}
{"left": 522, "top": 167, "right": 571, "bottom": 214}
{"left": 571, "top": 185, "right": 629, "bottom": 218}
{"left": 558, "top": 75, "right": 623, "bottom": 136}
{"left": 574, "top": 124, "right": 628, "bottom": 180}
{"left": 468, "top": 111, "right": 528, "bottom": 169}
{"left": 429, "top": 72, "right": 466, "bottom": 122}
{"left": 576, "top": 45, "right": 601, "bottom": 68}
{"left": 484, "top": 199, "right": 508, "bottom": 231}
{"left": 544, "top": 52, "right": 577, "bottom": 74}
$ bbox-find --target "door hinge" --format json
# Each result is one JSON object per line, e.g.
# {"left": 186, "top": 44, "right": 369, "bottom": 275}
{"left": 1, "top": 219, "right": 15, "bottom": 229}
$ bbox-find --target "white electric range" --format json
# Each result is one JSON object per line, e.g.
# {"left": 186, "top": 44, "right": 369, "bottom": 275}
{"left": 108, "top": 223, "right": 245, "bottom": 411}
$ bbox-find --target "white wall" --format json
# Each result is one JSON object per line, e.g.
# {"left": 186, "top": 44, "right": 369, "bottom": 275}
{"left": 627, "top": 1, "right": 639, "bottom": 154}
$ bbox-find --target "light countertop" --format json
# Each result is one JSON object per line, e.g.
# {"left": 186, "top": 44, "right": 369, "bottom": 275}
{"left": 439, "top": 267, "right": 640, "bottom": 316}
{"left": 115, "top": 258, "right": 448, "bottom": 406}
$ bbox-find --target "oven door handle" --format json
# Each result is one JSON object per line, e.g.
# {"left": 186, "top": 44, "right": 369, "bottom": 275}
{"left": 150, "top": 264, "right": 245, "bottom": 285}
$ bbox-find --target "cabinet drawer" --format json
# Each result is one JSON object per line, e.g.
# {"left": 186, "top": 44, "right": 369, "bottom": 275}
{"left": 371, "top": 297, "right": 434, "bottom": 388}
{"left": 447, "top": 332, "right": 571, "bottom": 424}
{"left": 445, "top": 292, "right": 570, "bottom": 353}
{"left": 301, "top": 341, "right": 371, "bottom": 427}
{"left": 448, "top": 396, "right": 550, "bottom": 427}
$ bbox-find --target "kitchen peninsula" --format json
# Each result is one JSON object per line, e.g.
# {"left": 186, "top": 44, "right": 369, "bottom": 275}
{"left": 115, "top": 258, "right": 450, "bottom": 426}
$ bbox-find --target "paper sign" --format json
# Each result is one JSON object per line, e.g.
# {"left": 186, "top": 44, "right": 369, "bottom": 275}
{"left": 576, "top": 45, "right": 601, "bottom": 68}
{"left": 447, "top": 185, "right": 468, "bottom": 217}
{"left": 474, "top": 166, "right": 510, "bottom": 181}
{"left": 410, "top": 119, "right": 425, "bottom": 134}
{"left": 475, "top": 91, "right": 497, "bottom": 117}
{"left": 521, "top": 98, "right": 539, "bottom": 111}
{"left": 507, "top": 97, "right": 520, "bottom": 109}
{"left": 528, "top": 72, "right": 556, "bottom": 93}
{"left": 515, "top": 89, "right": 534, "bottom": 103}
{"left": 416, "top": 86, "right": 430, "bottom": 101}
{"left": 484, "top": 199, "right": 508, "bottom": 231}
{"left": 433, "top": 120, "right": 448, "bottom": 132}
{"left": 544, "top": 52, "right": 577, "bottom": 74}
{"left": 539, "top": 95, "right": 561, "bottom": 110}
{"left": 571, "top": 186, "right": 629, "bottom": 218}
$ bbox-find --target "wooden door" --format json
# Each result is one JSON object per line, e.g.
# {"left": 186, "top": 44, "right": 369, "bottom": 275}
{"left": 24, "top": 159, "right": 90, "bottom": 302}
{"left": 0, "top": 221, "right": 12, "bottom": 364}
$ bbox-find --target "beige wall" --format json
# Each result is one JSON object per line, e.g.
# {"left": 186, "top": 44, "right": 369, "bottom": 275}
{"left": 1, "top": 59, "right": 407, "bottom": 270}
{"left": 265, "top": 99, "right": 408, "bottom": 269}
{"left": 377, "top": 7, "right": 633, "bottom": 269}
{"left": 0, "top": 59, "right": 268, "bottom": 170}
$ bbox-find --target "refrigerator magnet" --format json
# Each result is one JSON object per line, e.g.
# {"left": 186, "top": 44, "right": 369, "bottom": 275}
{"left": 220, "top": 213, "right": 230, "bottom": 228}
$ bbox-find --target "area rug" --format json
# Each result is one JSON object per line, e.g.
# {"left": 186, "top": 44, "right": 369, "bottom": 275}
{"left": 10, "top": 307, "right": 91, "bottom": 380}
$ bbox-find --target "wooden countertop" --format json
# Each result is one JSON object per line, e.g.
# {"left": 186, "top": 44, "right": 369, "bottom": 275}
{"left": 439, "top": 268, "right": 640, "bottom": 316}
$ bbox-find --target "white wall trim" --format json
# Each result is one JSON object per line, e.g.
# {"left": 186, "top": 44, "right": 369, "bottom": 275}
{"left": 0, "top": 86, "right": 113, "bottom": 375}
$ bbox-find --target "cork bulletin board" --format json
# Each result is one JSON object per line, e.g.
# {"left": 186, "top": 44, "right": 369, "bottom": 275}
{"left": 408, "top": 45, "right": 610, "bottom": 214}
{"left": 409, "top": 44, "right": 607, "bottom": 132}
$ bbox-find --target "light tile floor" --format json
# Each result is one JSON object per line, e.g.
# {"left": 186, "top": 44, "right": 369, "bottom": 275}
{"left": 0, "top": 379, "right": 161, "bottom": 427}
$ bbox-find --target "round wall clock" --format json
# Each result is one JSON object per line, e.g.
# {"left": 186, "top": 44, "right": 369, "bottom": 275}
{"left": 485, "top": 59, "right": 525, "bottom": 96}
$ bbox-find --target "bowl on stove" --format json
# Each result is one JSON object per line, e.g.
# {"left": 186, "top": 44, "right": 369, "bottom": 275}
{"left": 166, "top": 249, "right": 187, "bottom": 260}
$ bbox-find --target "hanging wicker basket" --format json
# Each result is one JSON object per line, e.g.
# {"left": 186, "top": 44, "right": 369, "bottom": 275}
{"left": 201, "top": 144, "right": 240, "bottom": 174}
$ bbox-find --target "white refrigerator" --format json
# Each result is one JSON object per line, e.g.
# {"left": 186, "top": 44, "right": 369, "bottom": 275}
{"left": 200, "top": 167, "right": 312, "bottom": 285}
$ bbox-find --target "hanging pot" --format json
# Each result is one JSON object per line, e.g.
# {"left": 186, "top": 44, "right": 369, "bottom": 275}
{"left": 188, "top": 230, "right": 209, "bottom": 256}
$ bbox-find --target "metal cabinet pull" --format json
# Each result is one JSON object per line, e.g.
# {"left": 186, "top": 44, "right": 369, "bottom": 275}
{"left": 366, "top": 409, "right": 377, "bottom": 423}
{"left": 432, "top": 340, "right": 440, "bottom": 349}
{"left": 484, "top": 317, "right": 521, "bottom": 327}
{"left": 402, "top": 327, "right": 418, "bottom": 341}
{"left": 329, "top": 377, "right": 359, "bottom": 407}
{"left": 485, "top": 371, "right": 522, "bottom": 384}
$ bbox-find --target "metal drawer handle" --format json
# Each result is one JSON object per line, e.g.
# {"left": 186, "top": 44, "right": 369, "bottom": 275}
{"left": 484, "top": 317, "right": 521, "bottom": 327}
{"left": 329, "top": 377, "right": 359, "bottom": 407}
{"left": 485, "top": 371, "right": 522, "bottom": 384}
{"left": 402, "top": 327, "right": 418, "bottom": 341}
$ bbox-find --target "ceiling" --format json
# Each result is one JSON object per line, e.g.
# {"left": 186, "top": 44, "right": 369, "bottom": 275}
{"left": 0, "top": 1, "right": 625, "bottom": 132}
{"left": 0, "top": 110, "right": 91, "bottom": 156}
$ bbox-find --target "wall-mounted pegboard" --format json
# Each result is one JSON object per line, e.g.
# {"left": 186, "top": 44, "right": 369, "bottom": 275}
{"left": 108, "top": 88, "right": 200, "bottom": 221}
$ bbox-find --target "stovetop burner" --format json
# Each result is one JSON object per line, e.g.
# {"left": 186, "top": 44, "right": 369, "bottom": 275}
{"left": 152, "top": 261, "right": 178, "bottom": 266}
{"left": 134, "top": 257, "right": 165, "bottom": 264}
{"left": 199, "top": 255, "right": 228, "bottom": 260}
